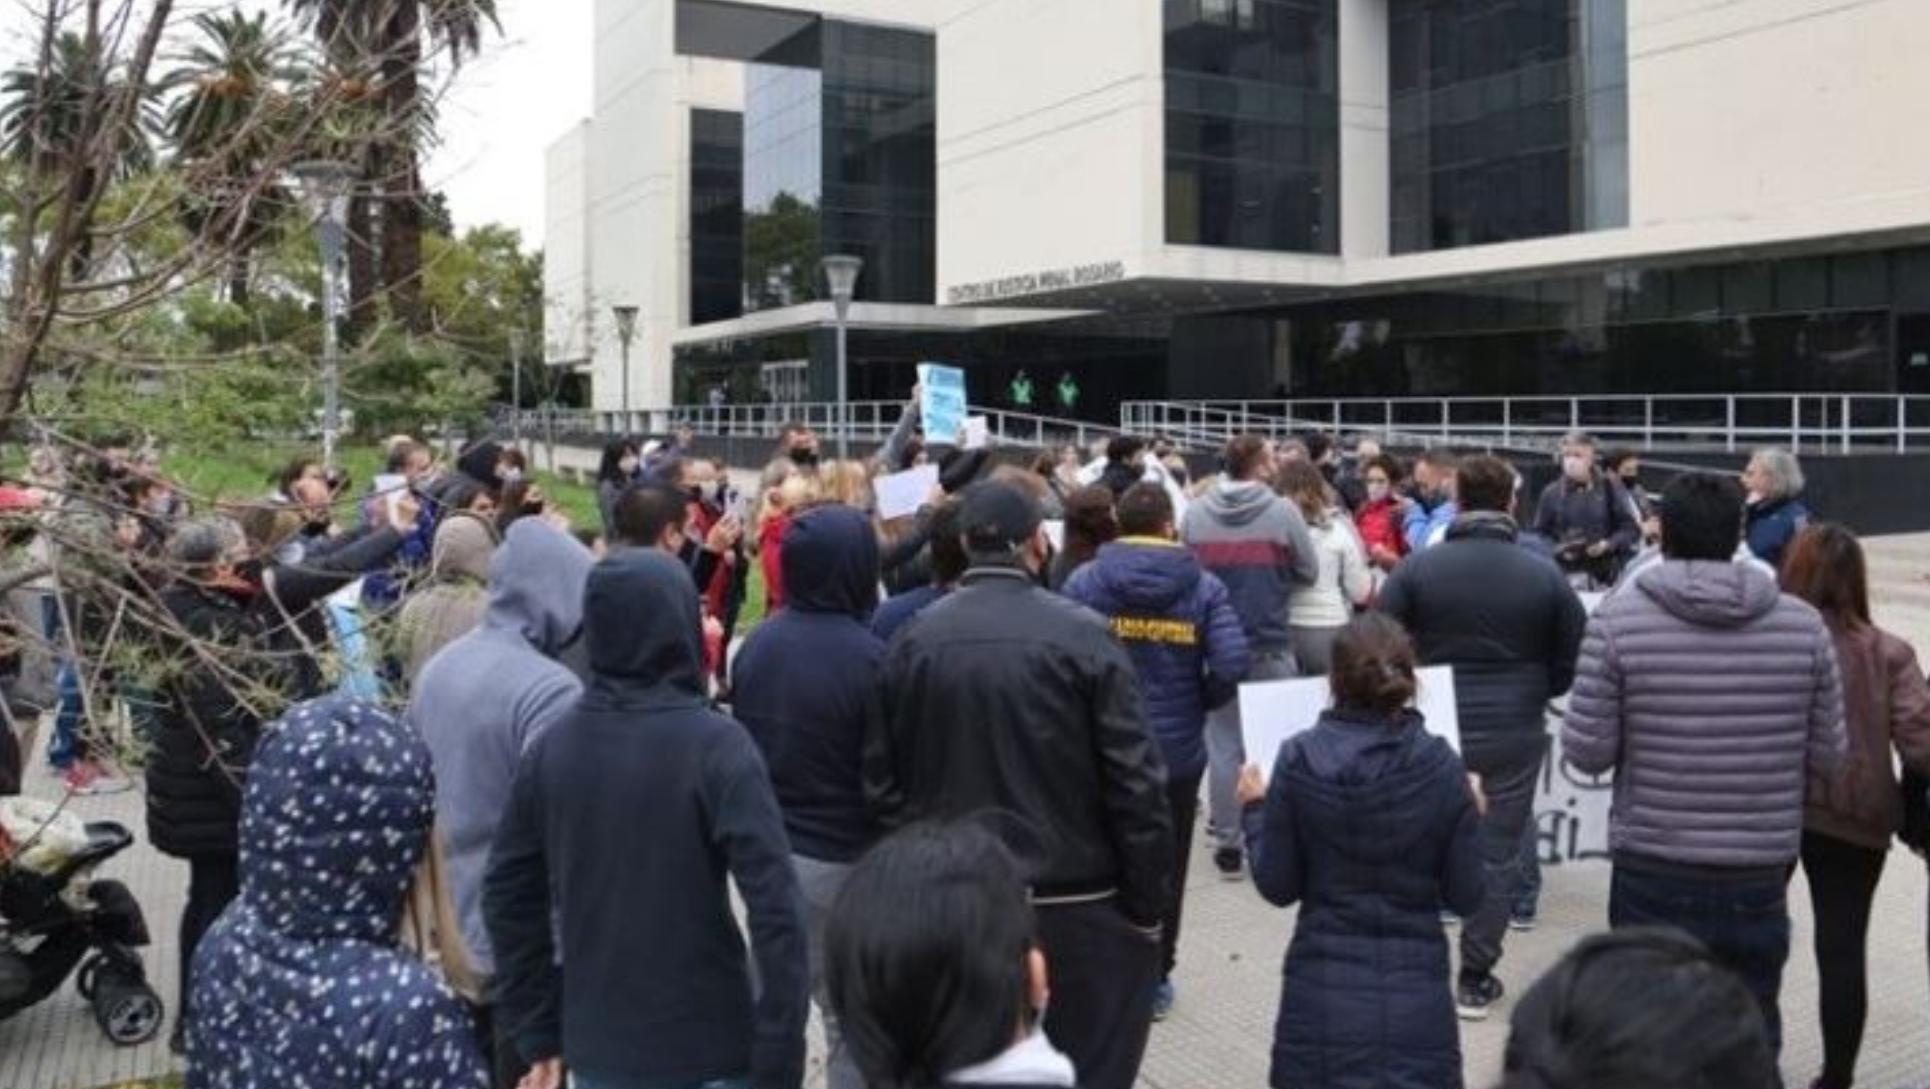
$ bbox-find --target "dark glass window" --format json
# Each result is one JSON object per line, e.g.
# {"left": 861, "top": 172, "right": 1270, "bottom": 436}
{"left": 743, "top": 62, "right": 825, "bottom": 312}
{"left": 1389, "top": 0, "right": 1628, "bottom": 253}
{"left": 689, "top": 109, "right": 743, "bottom": 326}
{"left": 818, "top": 21, "right": 936, "bottom": 306}
{"left": 1164, "top": 0, "right": 1339, "bottom": 253}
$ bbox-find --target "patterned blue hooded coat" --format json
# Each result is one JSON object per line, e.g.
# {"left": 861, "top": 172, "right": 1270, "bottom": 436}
{"left": 187, "top": 695, "right": 488, "bottom": 1089}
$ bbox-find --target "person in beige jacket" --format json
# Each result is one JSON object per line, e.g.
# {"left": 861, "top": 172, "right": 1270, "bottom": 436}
{"left": 396, "top": 512, "right": 498, "bottom": 684}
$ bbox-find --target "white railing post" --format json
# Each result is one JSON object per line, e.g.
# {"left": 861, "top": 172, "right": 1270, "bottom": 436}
{"left": 1331, "top": 400, "right": 1342, "bottom": 435}
{"left": 1502, "top": 400, "right": 1512, "bottom": 446}
{"left": 1385, "top": 401, "right": 1393, "bottom": 440}
{"left": 1726, "top": 397, "right": 1737, "bottom": 453}
{"left": 1568, "top": 398, "right": 1579, "bottom": 433}
{"left": 1790, "top": 395, "right": 1800, "bottom": 452}
{"left": 1900, "top": 396, "right": 1909, "bottom": 453}
{"left": 1841, "top": 395, "right": 1851, "bottom": 454}
{"left": 1643, "top": 398, "right": 1653, "bottom": 448}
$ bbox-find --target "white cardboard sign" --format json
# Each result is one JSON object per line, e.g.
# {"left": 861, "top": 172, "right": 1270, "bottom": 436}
{"left": 1239, "top": 666, "right": 1462, "bottom": 777}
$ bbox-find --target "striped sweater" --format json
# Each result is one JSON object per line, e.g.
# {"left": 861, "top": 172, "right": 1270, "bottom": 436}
{"left": 1180, "top": 480, "right": 1318, "bottom": 654}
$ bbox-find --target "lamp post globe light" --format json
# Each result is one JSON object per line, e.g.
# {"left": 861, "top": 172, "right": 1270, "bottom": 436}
{"left": 291, "top": 159, "right": 355, "bottom": 471}
{"left": 821, "top": 254, "right": 863, "bottom": 460}
{"left": 611, "top": 303, "right": 640, "bottom": 436}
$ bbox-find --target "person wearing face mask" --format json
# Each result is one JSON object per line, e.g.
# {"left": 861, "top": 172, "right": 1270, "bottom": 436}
{"left": 1534, "top": 432, "right": 1640, "bottom": 589}
{"left": 678, "top": 458, "right": 749, "bottom": 677}
{"left": 871, "top": 480, "right": 1175, "bottom": 1089}
{"left": 1401, "top": 449, "right": 1460, "bottom": 553}
{"left": 596, "top": 440, "right": 642, "bottom": 536}
{"left": 1353, "top": 454, "right": 1409, "bottom": 572}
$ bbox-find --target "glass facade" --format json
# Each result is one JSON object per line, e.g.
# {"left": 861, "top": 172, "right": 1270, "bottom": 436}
{"left": 1164, "top": 0, "right": 1340, "bottom": 253}
{"left": 819, "top": 21, "right": 936, "bottom": 307}
{"left": 1389, "top": 0, "right": 1627, "bottom": 253}
{"left": 690, "top": 108, "right": 744, "bottom": 326}
{"left": 734, "top": 20, "right": 935, "bottom": 314}
{"left": 1277, "top": 247, "right": 1930, "bottom": 399}
{"left": 744, "top": 62, "right": 825, "bottom": 311}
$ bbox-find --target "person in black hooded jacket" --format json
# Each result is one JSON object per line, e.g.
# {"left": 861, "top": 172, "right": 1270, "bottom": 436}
{"left": 731, "top": 503, "right": 884, "bottom": 1089}
{"left": 485, "top": 547, "right": 808, "bottom": 1089}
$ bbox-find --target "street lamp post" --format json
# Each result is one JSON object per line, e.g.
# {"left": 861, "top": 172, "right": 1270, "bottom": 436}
{"left": 821, "top": 255, "right": 863, "bottom": 460}
{"left": 611, "top": 304, "right": 639, "bottom": 436}
{"left": 509, "top": 328, "right": 526, "bottom": 447}
{"left": 292, "top": 160, "right": 355, "bottom": 471}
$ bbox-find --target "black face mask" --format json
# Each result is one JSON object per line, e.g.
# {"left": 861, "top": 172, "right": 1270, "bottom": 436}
{"left": 234, "top": 558, "right": 266, "bottom": 585}
{"left": 790, "top": 447, "right": 819, "bottom": 468}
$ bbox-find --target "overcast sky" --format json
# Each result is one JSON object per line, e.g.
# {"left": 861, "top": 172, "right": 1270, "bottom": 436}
{"left": 0, "top": 0, "right": 594, "bottom": 249}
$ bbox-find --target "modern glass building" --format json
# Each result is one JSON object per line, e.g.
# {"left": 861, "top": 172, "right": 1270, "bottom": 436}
{"left": 548, "top": 0, "right": 1930, "bottom": 420}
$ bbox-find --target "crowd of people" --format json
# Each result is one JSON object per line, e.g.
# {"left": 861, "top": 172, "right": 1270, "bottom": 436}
{"left": 0, "top": 408, "right": 1921, "bottom": 1089}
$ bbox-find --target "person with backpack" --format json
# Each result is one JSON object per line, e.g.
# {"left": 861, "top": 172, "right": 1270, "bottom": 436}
{"left": 1534, "top": 432, "right": 1640, "bottom": 588}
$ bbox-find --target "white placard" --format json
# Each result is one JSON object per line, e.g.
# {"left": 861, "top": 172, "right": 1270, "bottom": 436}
{"left": 1240, "top": 666, "right": 1461, "bottom": 777}
{"left": 875, "top": 464, "right": 940, "bottom": 521}
{"left": 1042, "top": 519, "right": 1065, "bottom": 552}
{"left": 961, "top": 416, "right": 989, "bottom": 450}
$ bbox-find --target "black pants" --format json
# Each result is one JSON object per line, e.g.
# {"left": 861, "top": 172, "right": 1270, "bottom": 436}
{"left": 1460, "top": 759, "right": 1539, "bottom": 980}
{"left": 1796, "top": 830, "right": 1887, "bottom": 1089}
{"left": 178, "top": 854, "right": 240, "bottom": 1026}
{"left": 1611, "top": 863, "right": 1791, "bottom": 1055}
{"left": 1162, "top": 768, "right": 1203, "bottom": 980}
{"left": 1036, "top": 898, "right": 1160, "bottom": 1089}
{"left": 470, "top": 999, "right": 532, "bottom": 1089}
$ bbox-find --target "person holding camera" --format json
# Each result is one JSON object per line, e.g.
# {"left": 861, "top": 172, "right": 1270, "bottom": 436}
{"left": 1534, "top": 432, "right": 1640, "bottom": 589}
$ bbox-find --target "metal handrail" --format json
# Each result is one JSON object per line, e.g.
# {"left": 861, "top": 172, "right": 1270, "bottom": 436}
{"left": 1121, "top": 395, "right": 1930, "bottom": 455}
{"left": 500, "top": 402, "right": 1123, "bottom": 455}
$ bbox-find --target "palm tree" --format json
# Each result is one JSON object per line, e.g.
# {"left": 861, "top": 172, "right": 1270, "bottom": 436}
{"left": 164, "top": 11, "right": 301, "bottom": 305}
{"left": 285, "top": 0, "right": 500, "bottom": 332}
{"left": 1, "top": 32, "right": 158, "bottom": 276}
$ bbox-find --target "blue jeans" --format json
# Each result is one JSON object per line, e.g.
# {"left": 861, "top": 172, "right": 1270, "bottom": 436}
{"left": 1610, "top": 863, "right": 1790, "bottom": 1055}
{"left": 573, "top": 1078, "right": 748, "bottom": 1089}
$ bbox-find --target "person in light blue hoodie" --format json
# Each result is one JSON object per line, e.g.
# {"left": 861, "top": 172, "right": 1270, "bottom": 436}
{"left": 409, "top": 518, "right": 594, "bottom": 1088}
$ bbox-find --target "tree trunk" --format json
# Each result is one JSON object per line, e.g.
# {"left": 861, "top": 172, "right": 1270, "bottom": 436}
{"left": 380, "top": 2, "right": 425, "bottom": 333}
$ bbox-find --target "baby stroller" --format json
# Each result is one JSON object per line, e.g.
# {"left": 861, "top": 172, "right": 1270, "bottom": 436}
{"left": 0, "top": 797, "right": 163, "bottom": 1045}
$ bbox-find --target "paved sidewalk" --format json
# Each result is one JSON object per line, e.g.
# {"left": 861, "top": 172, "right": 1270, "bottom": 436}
{"left": 7, "top": 534, "right": 1930, "bottom": 1089}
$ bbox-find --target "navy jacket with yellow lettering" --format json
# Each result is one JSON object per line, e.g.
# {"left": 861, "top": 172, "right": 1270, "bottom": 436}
{"left": 1065, "top": 538, "right": 1251, "bottom": 779}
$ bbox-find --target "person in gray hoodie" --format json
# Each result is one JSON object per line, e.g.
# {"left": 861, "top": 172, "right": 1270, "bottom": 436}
{"left": 409, "top": 518, "right": 595, "bottom": 1088}
{"left": 1562, "top": 471, "right": 1846, "bottom": 1058}
{"left": 1180, "top": 434, "right": 1317, "bottom": 879}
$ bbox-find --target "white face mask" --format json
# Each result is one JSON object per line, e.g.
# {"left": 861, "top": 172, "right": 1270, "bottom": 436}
{"left": 499, "top": 467, "right": 522, "bottom": 484}
{"left": 1366, "top": 481, "right": 1391, "bottom": 503}
{"left": 618, "top": 457, "right": 639, "bottom": 475}
{"left": 1562, "top": 455, "right": 1591, "bottom": 483}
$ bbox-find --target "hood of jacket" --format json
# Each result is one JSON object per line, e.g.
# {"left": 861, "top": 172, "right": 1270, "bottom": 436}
{"left": 585, "top": 547, "right": 705, "bottom": 704}
{"left": 1201, "top": 479, "right": 1276, "bottom": 527}
{"left": 1287, "top": 711, "right": 1456, "bottom": 864}
{"left": 1444, "top": 510, "right": 1519, "bottom": 543}
{"left": 1086, "top": 538, "right": 1202, "bottom": 612}
{"left": 1636, "top": 558, "right": 1781, "bottom": 628}
{"left": 782, "top": 504, "right": 880, "bottom": 618}
{"left": 482, "top": 519, "right": 593, "bottom": 656}
{"left": 431, "top": 511, "right": 499, "bottom": 582}
{"left": 236, "top": 695, "right": 434, "bottom": 941}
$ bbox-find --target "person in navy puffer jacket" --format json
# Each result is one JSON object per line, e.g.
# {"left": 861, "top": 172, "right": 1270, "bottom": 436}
{"left": 1236, "top": 614, "right": 1485, "bottom": 1089}
{"left": 1065, "top": 481, "right": 1249, "bottom": 1016}
{"left": 187, "top": 694, "right": 487, "bottom": 1089}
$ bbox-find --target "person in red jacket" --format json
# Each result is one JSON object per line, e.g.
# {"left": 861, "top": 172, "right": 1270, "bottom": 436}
{"left": 756, "top": 472, "right": 818, "bottom": 614}
{"left": 1352, "top": 454, "right": 1408, "bottom": 572}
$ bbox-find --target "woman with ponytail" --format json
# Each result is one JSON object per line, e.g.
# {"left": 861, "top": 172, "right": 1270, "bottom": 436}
{"left": 824, "top": 822, "right": 1074, "bottom": 1089}
{"left": 1234, "top": 613, "right": 1486, "bottom": 1089}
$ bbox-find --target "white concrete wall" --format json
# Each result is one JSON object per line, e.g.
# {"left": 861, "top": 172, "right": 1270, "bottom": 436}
{"left": 1338, "top": 0, "right": 1389, "bottom": 261}
{"left": 935, "top": 0, "right": 1165, "bottom": 300}
{"left": 542, "top": 121, "right": 593, "bottom": 367}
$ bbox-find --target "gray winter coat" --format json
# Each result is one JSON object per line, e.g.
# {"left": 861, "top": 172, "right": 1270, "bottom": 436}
{"left": 1561, "top": 560, "right": 1847, "bottom": 869}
